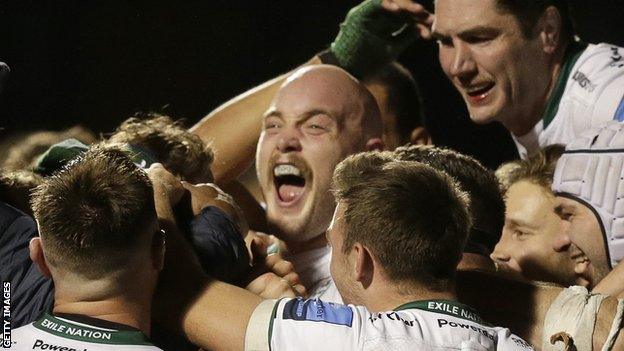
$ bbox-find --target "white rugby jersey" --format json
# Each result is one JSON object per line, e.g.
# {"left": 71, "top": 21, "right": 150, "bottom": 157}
{"left": 8, "top": 313, "right": 162, "bottom": 350}
{"left": 514, "top": 42, "right": 624, "bottom": 158}
{"left": 245, "top": 298, "right": 533, "bottom": 351}
{"left": 283, "top": 245, "right": 343, "bottom": 303}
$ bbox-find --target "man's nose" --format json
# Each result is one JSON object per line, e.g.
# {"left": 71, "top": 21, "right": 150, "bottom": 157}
{"left": 553, "top": 230, "right": 573, "bottom": 252}
{"left": 553, "top": 218, "right": 572, "bottom": 252}
{"left": 490, "top": 235, "right": 512, "bottom": 263}
{"left": 449, "top": 41, "right": 478, "bottom": 82}
{"left": 276, "top": 127, "right": 302, "bottom": 153}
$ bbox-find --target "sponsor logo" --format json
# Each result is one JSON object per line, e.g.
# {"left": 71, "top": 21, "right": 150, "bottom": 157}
{"left": 40, "top": 319, "right": 112, "bottom": 340}
{"left": 572, "top": 70, "right": 597, "bottom": 92}
{"left": 282, "top": 299, "right": 353, "bottom": 327}
{"left": 610, "top": 47, "right": 624, "bottom": 68}
{"left": 437, "top": 318, "right": 495, "bottom": 341}
{"left": 32, "top": 339, "right": 84, "bottom": 351}
{"left": 368, "top": 312, "right": 415, "bottom": 327}
{"left": 2, "top": 282, "right": 10, "bottom": 348}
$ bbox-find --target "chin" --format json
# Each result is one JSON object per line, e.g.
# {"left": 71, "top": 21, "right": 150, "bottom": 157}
{"left": 467, "top": 107, "right": 500, "bottom": 125}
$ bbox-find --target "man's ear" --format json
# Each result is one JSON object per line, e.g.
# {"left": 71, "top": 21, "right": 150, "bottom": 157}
{"left": 365, "top": 138, "right": 385, "bottom": 151}
{"left": 29, "top": 237, "right": 52, "bottom": 278}
{"left": 151, "top": 229, "right": 166, "bottom": 271}
{"left": 539, "top": 6, "right": 563, "bottom": 54}
{"left": 409, "top": 126, "right": 432, "bottom": 145}
{"left": 352, "top": 243, "right": 374, "bottom": 289}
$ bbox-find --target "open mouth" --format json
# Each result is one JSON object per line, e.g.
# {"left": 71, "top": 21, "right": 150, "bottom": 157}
{"left": 466, "top": 83, "right": 495, "bottom": 104}
{"left": 273, "top": 164, "right": 307, "bottom": 205}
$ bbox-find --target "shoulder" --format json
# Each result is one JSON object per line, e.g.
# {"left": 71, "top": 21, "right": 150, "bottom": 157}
{"left": 553, "top": 43, "right": 624, "bottom": 137}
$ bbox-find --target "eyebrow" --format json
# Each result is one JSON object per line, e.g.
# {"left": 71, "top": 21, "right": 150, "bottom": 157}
{"left": 263, "top": 108, "right": 337, "bottom": 122}
{"left": 263, "top": 109, "right": 281, "bottom": 119}
{"left": 432, "top": 25, "right": 500, "bottom": 41}
{"left": 506, "top": 217, "right": 536, "bottom": 230}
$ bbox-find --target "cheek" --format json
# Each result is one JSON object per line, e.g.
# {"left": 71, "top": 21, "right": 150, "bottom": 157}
{"left": 438, "top": 47, "right": 454, "bottom": 78}
{"left": 256, "top": 139, "right": 273, "bottom": 175}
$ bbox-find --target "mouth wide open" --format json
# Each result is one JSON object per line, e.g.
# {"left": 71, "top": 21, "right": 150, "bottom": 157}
{"left": 272, "top": 164, "right": 308, "bottom": 206}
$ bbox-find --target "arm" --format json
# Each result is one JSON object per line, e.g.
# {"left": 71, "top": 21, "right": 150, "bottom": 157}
{"left": 190, "top": 0, "right": 426, "bottom": 185}
{"left": 148, "top": 164, "right": 262, "bottom": 351}
{"left": 458, "top": 270, "right": 624, "bottom": 349}
{"left": 456, "top": 270, "right": 561, "bottom": 347}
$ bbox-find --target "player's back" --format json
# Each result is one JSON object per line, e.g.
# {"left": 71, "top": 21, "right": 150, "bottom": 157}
{"left": 248, "top": 298, "right": 534, "bottom": 350}
{"left": 9, "top": 313, "right": 162, "bottom": 351}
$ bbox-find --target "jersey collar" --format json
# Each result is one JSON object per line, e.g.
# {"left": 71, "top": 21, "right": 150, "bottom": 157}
{"left": 542, "top": 41, "right": 589, "bottom": 129}
{"left": 33, "top": 312, "right": 154, "bottom": 346}
{"left": 394, "top": 299, "right": 489, "bottom": 325}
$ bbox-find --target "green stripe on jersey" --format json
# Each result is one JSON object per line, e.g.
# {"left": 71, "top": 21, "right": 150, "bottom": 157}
{"left": 542, "top": 41, "right": 588, "bottom": 128}
{"left": 33, "top": 313, "right": 153, "bottom": 345}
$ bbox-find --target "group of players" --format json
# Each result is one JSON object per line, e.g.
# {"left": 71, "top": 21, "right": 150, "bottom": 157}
{"left": 2, "top": 0, "right": 624, "bottom": 350}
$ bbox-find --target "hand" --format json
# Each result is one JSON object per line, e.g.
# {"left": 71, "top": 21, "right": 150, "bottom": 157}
{"left": 381, "top": 0, "right": 434, "bottom": 39}
{"left": 245, "top": 231, "right": 307, "bottom": 295}
{"left": 327, "top": 0, "right": 420, "bottom": 77}
{"left": 147, "top": 163, "right": 184, "bottom": 205}
{"left": 181, "top": 181, "right": 249, "bottom": 235}
{"left": 246, "top": 272, "right": 307, "bottom": 299}
{"left": 246, "top": 231, "right": 280, "bottom": 260}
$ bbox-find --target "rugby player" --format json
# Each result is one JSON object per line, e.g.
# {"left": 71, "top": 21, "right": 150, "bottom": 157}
{"left": 154, "top": 151, "right": 534, "bottom": 350}
{"left": 11, "top": 146, "right": 165, "bottom": 350}
{"left": 350, "top": 0, "right": 624, "bottom": 157}
{"left": 552, "top": 121, "right": 624, "bottom": 292}
{"left": 491, "top": 145, "right": 584, "bottom": 286}
{"left": 195, "top": 64, "right": 384, "bottom": 302}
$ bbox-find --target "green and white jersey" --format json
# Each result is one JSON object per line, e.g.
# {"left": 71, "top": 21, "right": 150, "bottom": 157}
{"left": 9, "top": 313, "right": 162, "bottom": 350}
{"left": 245, "top": 298, "right": 533, "bottom": 351}
{"left": 514, "top": 42, "right": 624, "bottom": 158}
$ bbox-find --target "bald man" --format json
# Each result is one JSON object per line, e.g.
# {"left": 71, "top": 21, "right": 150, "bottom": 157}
{"left": 194, "top": 65, "right": 383, "bottom": 300}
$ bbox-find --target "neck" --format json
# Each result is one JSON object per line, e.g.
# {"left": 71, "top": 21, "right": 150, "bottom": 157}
{"left": 507, "top": 43, "right": 569, "bottom": 137}
{"left": 53, "top": 286, "right": 152, "bottom": 336}
{"left": 283, "top": 232, "right": 327, "bottom": 255}
{"left": 364, "top": 282, "right": 457, "bottom": 313}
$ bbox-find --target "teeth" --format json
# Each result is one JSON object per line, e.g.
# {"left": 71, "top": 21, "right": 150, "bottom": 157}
{"left": 274, "top": 164, "right": 301, "bottom": 177}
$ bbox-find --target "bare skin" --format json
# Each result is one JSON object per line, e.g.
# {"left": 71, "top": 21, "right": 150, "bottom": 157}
{"left": 190, "top": 57, "right": 321, "bottom": 185}
{"left": 383, "top": 0, "right": 567, "bottom": 137}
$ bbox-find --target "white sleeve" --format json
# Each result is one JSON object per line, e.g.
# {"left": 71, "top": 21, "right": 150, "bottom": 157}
{"left": 245, "top": 299, "right": 279, "bottom": 351}
{"left": 257, "top": 298, "right": 364, "bottom": 351}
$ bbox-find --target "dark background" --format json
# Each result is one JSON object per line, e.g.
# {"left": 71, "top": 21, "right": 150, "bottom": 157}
{"left": 1, "top": 1, "right": 623, "bottom": 169}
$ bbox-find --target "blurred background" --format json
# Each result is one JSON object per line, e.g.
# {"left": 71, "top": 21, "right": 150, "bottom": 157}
{"left": 1, "top": 0, "right": 623, "bottom": 169}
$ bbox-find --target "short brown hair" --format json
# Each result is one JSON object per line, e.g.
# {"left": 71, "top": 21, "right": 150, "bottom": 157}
{"left": 108, "top": 113, "right": 214, "bottom": 182}
{"left": 495, "top": 0, "right": 574, "bottom": 42}
{"left": 332, "top": 151, "right": 471, "bottom": 290}
{"left": 495, "top": 144, "right": 565, "bottom": 192}
{"left": 393, "top": 145, "right": 504, "bottom": 256}
{"left": 31, "top": 145, "right": 156, "bottom": 277}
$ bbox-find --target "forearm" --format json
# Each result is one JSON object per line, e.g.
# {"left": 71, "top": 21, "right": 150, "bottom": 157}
{"left": 190, "top": 56, "right": 321, "bottom": 184}
{"left": 456, "top": 270, "right": 561, "bottom": 346}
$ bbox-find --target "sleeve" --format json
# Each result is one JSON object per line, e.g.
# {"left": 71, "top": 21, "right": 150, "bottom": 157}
{"left": 245, "top": 298, "right": 364, "bottom": 351}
